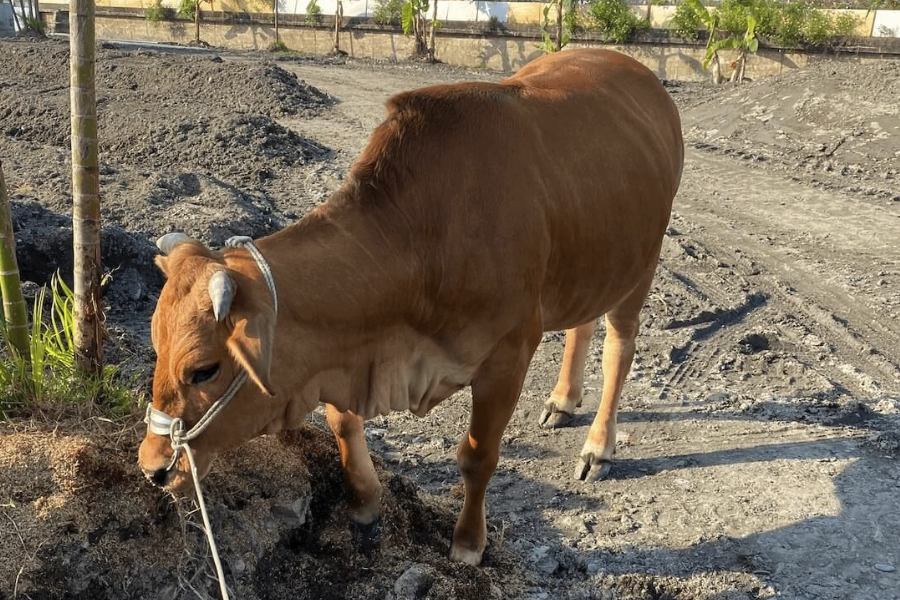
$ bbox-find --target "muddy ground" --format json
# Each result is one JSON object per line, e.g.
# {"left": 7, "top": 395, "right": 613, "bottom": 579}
{"left": 1, "top": 38, "right": 899, "bottom": 600}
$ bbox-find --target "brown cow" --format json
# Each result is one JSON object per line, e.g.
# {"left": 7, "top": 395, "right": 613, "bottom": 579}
{"left": 138, "top": 48, "right": 683, "bottom": 565}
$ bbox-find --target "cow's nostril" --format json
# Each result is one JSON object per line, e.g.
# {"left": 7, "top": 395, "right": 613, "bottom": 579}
{"left": 150, "top": 468, "right": 170, "bottom": 486}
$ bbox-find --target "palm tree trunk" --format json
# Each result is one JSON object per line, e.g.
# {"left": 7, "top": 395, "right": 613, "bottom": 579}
{"left": 332, "top": 0, "right": 342, "bottom": 53}
{"left": 555, "top": 0, "right": 563, "bottom": 51}
{"left": 428, "top": 0, "right": 436, "bottom": 62}
{"left": 69, "top": 0, "right": 103, "bottom": 375}
{"left": 0, "top": 162, "right": 29, "bottom": 360}
{"left": 194, "top": 0, "right": 200, "bottom": 43}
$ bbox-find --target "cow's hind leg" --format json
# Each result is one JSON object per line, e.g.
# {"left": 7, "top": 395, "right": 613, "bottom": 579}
{"left": 539, "top": 320, "right": 596, "bottom": 429}
{"left": 326, "top": 404, "right": 383, "bottom": 525}
{"left": 451, "top": 319, "right": 542, "bottom": 565}
{"left": 574, "top": 268, "right": 655, "bottom": 482}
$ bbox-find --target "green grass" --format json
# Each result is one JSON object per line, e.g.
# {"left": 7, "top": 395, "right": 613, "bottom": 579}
{"left": 0, "top": 275, "right": 137, "bottom": 419}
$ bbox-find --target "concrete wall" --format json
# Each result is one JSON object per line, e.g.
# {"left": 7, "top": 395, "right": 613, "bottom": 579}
{"left": 78, "top": 1, "right": 900, "bottom": 38}
{"left": 89, "top": 13, "right": 898, "bottom": 80}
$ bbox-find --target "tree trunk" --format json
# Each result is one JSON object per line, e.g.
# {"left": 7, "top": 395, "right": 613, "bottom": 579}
{"left": 194, "top": 0, "right": 200, "bottom": 43}
{"left": 428, "top": 0, "right": 436, "bottom": 62}
{"left": 69, "top": 0, "right": 103, "bottom": 375}
{"left": 332, "top": 0, "right": 341, "bottom": 53}
{"left": 0, "top": 162, "right": 29, "bottom": 360}
{"left": 555, "top": 0, "right": 563, "bottom": 51}
{"left": 711, "top": 54, "right": 723, "bottom": 84}
{"left": 274, "top": 0, "right": 279, "bottom": 44}
{"left": 32, "top": 0, "right": 39, "bottom": 22}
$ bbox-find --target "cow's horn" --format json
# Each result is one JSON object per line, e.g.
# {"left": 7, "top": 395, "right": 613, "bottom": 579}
{"left": 208, "top": 270, "right": 235, "bottom": 322}
{"left": 156, "top": 232, "right": 193, "bottom": 255}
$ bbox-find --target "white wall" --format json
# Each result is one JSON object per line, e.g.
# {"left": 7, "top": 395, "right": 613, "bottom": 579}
{"left": 873, "top": 10, "right": 900, "bottom": 37}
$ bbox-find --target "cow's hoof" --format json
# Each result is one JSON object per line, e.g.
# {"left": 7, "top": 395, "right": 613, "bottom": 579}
{"left": 538, "top": 397, "right": 581, "bottom": 429}
{"left": 449, "top": 543, "right": 484, "bottom": 566}
{"left": 351, "top": 518, "right": 381, "bottom": 556}
{"left": 539, "top": 407, "right": 573, "bottom": 429}
{"left": 573, "top": 456, "right": 612, "bottom": 482}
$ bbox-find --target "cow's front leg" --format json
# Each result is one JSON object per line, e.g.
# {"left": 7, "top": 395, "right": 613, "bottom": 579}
{"left": 451, "top": 319, "right": 542, "bottom": 565}
{"left": 325, "top": 404, "right": 382, "bottom": 525}
{"left": 539, "top": 320, "right": 596, "bottom": 429}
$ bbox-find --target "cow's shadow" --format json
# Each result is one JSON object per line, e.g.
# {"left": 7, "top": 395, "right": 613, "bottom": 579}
{"left": 364, "top": 396, "right": 900, "bottom": 600}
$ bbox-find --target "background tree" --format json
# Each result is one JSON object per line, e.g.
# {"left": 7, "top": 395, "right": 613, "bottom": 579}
{"left": 402, "top": 0, "right": 429, "bottom": 57}
{"left": 428, "top": 0, "right": 437, "bottom": 62}
{"left": 69, "top": 0, "right": 103, "bottom": 374}
{"left": 0, "top": 163, "right": 29, "bottom": 360}
{"left": 333, "top": 0, "right": 343, "bottom": 53}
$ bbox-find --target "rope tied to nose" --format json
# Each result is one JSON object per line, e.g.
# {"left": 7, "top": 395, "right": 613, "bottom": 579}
{"left": 143, "top": 236, "right": 277, "bottom": 600}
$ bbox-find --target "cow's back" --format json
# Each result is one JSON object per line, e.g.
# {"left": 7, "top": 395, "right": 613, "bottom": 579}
{"left": 341, "top": 48, "right": 683, "bottom": 349}
{"left": 504, "top": 49, "right": 684, "bottom": 329}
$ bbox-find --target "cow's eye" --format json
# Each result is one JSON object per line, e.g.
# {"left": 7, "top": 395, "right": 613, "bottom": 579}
{"left": 191, "top": 364, "right": 219, "bottom": 385}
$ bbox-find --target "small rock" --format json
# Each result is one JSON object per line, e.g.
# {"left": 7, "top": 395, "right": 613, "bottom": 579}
{"left": 874, "top": 563, "right": 895, "bottom": 573}
{"left": 232, "top": 557, "right": 246, "bottom": 573}
{"left": 586, "top": 560, "right": 604, "bottom": 575}
{"left": 394, "top": 564, "right": 434, "bottom": 600}
{"left": 271, "top": 497, "right": 311, "bottom": 527}
{"left": 383, "top": 451, "right": 403, "bottom": 463}
{"left": 534, "top": 555, "right": 559, "bottom": 576}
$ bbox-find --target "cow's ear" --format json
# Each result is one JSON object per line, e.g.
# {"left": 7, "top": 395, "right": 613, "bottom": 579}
{"left": 226, "top": 304, "right": 276, "bottom": 397}
{"left": 155, "top": 255, "right": 170, "bottom": 278}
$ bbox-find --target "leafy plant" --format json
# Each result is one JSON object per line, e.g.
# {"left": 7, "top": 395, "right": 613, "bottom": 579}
{"left": 540, "top": 0, "right": 574, "bottom": 52}
{"left": 671, "top": 0, "right": 703, "bottom": 40}
{"left": 145, "top": 0, "right": 172, "bottom": 22}
{"left": 305, "top": 0, "right": 322, "bottom": 25}
{"left": 24, "top": 16, "right": 46, "bottom": 33}
{"left": 177, "top": 0, "right": 198, "bottom": 20}
{"left": 0, "top": 275, "right": 136, "bottom": 417}
{"left": 269, "top": 38, "right": 290, "bottom": 51}
{"left": 402, "top": 0, "right": 430, "bottom": 57}
{"left": 372, "top": 0, "right": 403, "bottom": 25}
{"left": 832, "top": 12, "right": 858, "bottom": 36}
{"left": 588, "top": 0, "right": 649, "bottom": 44}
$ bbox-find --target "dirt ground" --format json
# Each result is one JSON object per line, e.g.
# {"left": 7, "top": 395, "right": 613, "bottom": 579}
{"left": 1, "top": 38, "right": 899, "bottom": 600}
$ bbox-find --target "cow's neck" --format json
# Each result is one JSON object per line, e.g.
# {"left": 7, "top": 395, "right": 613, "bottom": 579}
{"left": 246, "top": 192, "right": 437, "bottom": 425}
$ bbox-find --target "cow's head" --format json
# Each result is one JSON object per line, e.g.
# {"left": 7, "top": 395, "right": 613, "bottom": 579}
{"left": 138, "top": 233, "right": 277, "bottom": 492}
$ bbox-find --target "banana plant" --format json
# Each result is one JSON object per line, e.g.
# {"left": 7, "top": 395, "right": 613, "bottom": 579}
{"left": 684, "top": 0, "right": 724, "bottom": 83}
{"left": 402, "top": 0, "right": 430, "bottom": 57}
{"left": 709, "top": 11, "right": 758, "bottom": 83}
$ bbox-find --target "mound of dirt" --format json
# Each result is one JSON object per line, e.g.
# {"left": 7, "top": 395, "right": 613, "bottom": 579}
{"left": 1, "top": 38, "right": 338, "bottom": 354}
{"left": 680, "top": 58, "right": 900, "bottom": 201}
{"left": 1, "top": 40, "right": 332, "bottom": 147}
{"left": 0, "top": 420, "right": 521, "bottom": 600}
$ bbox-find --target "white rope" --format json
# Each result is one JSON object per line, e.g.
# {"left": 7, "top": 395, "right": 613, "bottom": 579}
{"left": 183, "top": 443, "right": 231, "bottom": 600}
{"left": 143, "top": 236, "right": 278, "bottom": 600}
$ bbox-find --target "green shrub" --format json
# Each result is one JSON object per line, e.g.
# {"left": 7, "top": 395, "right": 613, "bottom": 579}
{"left": 588, "top": 0, "right": 649, "bottom": 43}
{"left": 832, "top": 12, "right": 858, "bottom": 36}
{"left": 716, "top": 0, "right": 751, "bottom": 36}
{"left": 671, "top": 0, "right": 703, "bottom": 40}
{"left": 305, "top": 0, "right": 322, "bottom": 25}
{"left": 177, "top": 0, "right": 198, "bottom": 20}
{"left": 372, "top": 0, "right": 403, "bottom": 25}
{"left": 773, "top": 0, "right": 808, "bottom": 47}
{"left": 802, "top": 7, "right": 832, "bottom": 45}
{"left": 0, "top": 276, "right": 135, "bottom": 418}
{"left": 145, "top": 0, "right": 171, "bottom": 22}
{"left": 25, "top": 16, "right": 46, "bottom": 33}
